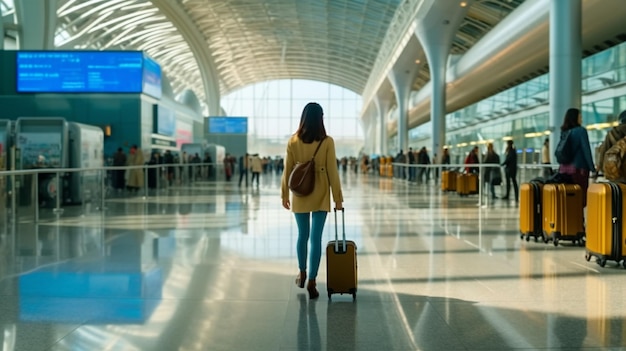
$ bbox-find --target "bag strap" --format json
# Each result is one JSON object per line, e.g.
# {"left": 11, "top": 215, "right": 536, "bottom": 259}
{"left": 311, "top": 137, "right": 326, "bottom": 160}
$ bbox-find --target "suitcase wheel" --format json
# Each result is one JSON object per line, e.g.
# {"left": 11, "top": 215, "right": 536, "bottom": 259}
{"left": 622, "top": 261, "right": 626, "bottom": 269}
{"left": 553, "top": 239, "right": 559, "bottom": 247}
{"left": 584, "top": 253, "right": 592, "bottom": 262}
{"left": 596, "top": 258, "right": 607, "bottom": 267}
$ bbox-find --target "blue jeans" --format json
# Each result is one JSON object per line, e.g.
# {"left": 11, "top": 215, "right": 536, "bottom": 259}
{"left": 294, "top": 211, "right": 328, "bottom": 280}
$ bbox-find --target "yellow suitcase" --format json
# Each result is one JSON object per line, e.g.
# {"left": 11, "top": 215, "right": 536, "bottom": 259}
{"left": 519, "top": 181, "right": 544, "bottom": 242}
{"left": 326, "top": 209, "right": 357, "bottom": 300}
{"left": 585, "top": 182, "right": 626, "bottom": 268}
{"left": 542, "top": 183, "right": 585, "bottom": 246}
{"left": 456, "top": 173, "right": 478, "bottom": 196}
{"left": 467, "top": 173, "right": 478, "bottom": 194}
{"left": 441, "top": 171, "right": 457, "bottom": 191}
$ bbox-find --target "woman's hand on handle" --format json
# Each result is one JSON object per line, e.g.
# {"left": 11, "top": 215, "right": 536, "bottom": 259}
{"left": 335, "top": 202, "right": 343, "bottom": 211}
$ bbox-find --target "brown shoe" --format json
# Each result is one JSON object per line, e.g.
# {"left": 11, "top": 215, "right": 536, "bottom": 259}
{"left": 295, "top": 271, "right": 306, "bottom": 289}
{"left": 307, "top": 280, "right": 319, "bottom": 300}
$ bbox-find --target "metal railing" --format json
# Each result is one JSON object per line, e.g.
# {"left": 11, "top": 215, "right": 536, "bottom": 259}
{"left": 0, "top": 162, "right": 229, "bottom": 224}
{"left": 382, "top": 162, "right": 559, "bottom": 207}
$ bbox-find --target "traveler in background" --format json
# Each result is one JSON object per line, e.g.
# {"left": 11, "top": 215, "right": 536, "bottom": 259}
{"left": 147, "top": 151, "right": 162, "bottom": 189}
{"left": 238, "top": 153, "right": 249, "bottom": 187}
{"left": 126, "top": 145, "right": 144, "bottom": 192}
{"left": 501, "top": 140, "right": 519, "bottom": 202}
{"left": 407, "top": 147, "right": 415, "bottom": 181}
{"left": 224, "top": 153, "right": 233, "bottom": 181}
{"left": 163, "top": 150, "right": 174, "bottom": 186}
{"left": 541, "top": 138, "right": 552, "bottom": 178}
{"left": 464, "top": 146, "right": 479, "bottom": 174}
{"left": 483, "top": 143, "right": 501, "bottom": 199}
{"left": 191, "top": 153, "right": 201, "bottom": 179}
{"left": 250, "top": 154, "right": 262, "bottom": 187}
{"left": 113, "top": 147, "right": 126, "bottom": 191}
{"left": 203, "top": 152, "right": 213, "bottom": 180}
{"left": 418, "top": 147, "right": 431, "bottom": 183}
{"left": 281, "top": 102, "right": 343, "bottom": 300}
{"left": 557, "top": 108, "right": 596, "bottom": 206}
{"left": 441, "top": 148, "right": 451, "bottom": 171}
{"left": 179, "top": 151, "right": 187, "bottom": 182}
{"left": 596, "top": 110, "right": 626, "bottom": 173}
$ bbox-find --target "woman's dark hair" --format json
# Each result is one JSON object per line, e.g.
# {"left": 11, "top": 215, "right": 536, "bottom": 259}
{"left": 506, "top": 139, "right": 514, "bottom": 152}
{"left": 561, "top": 108, "right": 580, "bottom": 131}
{"left": 295, "top": 102, "right": 327, "bottom": 143}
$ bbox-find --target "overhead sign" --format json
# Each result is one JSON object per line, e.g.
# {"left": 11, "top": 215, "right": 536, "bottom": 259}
{"left": 207, "top": 116, "right": 248, "bottom": 134}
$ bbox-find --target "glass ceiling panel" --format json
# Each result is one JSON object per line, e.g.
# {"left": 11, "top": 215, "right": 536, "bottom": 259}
{"left": 1, "top": 0, "right": 14, "bottom": 13}
{"left": 55, "top": 0, "right": 206, "bottom": 110}
{"left": 52, "top": 0, "right": 524, "bottom": 116}
{"left": 181, "top": 0, "right": 402, "bottom": 95}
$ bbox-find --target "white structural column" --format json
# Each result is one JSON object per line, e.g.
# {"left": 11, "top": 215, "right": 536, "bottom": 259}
{"left": 14, "top": 0, "right": 57, "bottom": 49}
{"left": 387, "top": 72, "right": 410, "bottom": 153}
{"left": 549, "top": 0, "right": 582, "bottom": 158}
{"left": 415, "top": 0, "right": 470, "bottom": 163}
{"left": 375, "top": 96, "right": 390, "bottom": 156}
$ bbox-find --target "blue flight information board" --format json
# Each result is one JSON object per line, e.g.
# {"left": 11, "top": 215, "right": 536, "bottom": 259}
{"left": 16, "top": 51, "right": 160, "bottom": 94}
{"left": 208, "top": 117, "right": 248, "bottom": 134}
{"left": 142, "top": 55, "right": 162, "bottom": 98}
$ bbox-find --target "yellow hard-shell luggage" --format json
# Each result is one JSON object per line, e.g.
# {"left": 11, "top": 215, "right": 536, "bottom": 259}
{"left": 519, "top": 181, "right": 544, "bottom": 242}
{"left": 441, "top": 171, "right": 457, "bottom": 192}
{"left": 326, "top": 208, "right": 357, "bottom": 300}
{"left": 542, "top": 183, "right": 585, "bottom": 246}
{"left": 585, "top": 182, "right": 626, "bottom": 268}
{"left": 456, "top": 173, "right": 478, "bottom": 196}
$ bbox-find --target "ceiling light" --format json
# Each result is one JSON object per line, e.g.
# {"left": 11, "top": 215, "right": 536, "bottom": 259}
{"left": 415, "top": 59, "right": 421, "bottom": 64}
{"left": 460, "top": 1, "right": 468, "bottom": 7}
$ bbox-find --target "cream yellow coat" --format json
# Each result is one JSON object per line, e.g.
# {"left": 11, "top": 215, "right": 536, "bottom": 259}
{"left": 281, "top": 135, "right": 343, "bottom": 213}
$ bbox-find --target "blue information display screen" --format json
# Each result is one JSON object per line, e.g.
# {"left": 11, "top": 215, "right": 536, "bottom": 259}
{"left": 208, "top": 117, "right": 248, "bottom": 134}
{"left": 16, "top": 51, "right": 161, "bottom": 94}
{"left": 156, "top": 105, "right": 175, "bottom": 136}
{"left": 142, "top": 55, "right": 162, "bottom": 98}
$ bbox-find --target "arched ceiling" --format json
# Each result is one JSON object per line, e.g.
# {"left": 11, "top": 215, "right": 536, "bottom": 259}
{"left": 53, "top": 0, "right": 402, "bottom": 110}
{"left": 54, "top": 0, "right": 205, "bottom": 105}
{"left": 15, "top": 0, "right": 527, "bottom": 113}
{"left": 181, "top": 0, "right": 401, "bottom": 95}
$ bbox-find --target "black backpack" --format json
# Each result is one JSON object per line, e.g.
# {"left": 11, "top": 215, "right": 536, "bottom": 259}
{"left": 555, "top": 129, "right": 574, "bottom": 164}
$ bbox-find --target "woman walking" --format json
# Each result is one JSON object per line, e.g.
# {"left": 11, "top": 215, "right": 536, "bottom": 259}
{"left": 281, "top": 102, "right": 343, "bottom": 299}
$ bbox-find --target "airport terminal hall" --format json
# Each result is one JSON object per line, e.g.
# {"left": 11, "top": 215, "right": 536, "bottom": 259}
{"left": 3, "top": 0, "right": 626, "bottom": 350}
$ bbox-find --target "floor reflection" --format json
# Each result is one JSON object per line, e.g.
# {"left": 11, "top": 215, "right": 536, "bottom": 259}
{"left": 0, "top": 175, "right": 626, "bottom": 350}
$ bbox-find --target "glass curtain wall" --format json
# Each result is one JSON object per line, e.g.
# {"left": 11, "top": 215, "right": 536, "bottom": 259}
{"left": 399, "top": 41, "right": 626, "bottom": 164}
{"left": 222, "top": 80, "right": 363, "bottom": 159}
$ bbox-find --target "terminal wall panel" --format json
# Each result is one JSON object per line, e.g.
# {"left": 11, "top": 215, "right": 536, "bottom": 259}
{"left": 0, "top": 95, "right": 142, "bottom": 157}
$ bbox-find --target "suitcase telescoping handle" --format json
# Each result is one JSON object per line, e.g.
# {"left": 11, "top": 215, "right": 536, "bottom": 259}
{"left": 334, "top": 208, "right": 346, "bottom": 253}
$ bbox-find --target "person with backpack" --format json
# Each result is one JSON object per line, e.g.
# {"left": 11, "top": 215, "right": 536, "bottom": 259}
{"left": 555, "top": 108, "right": 596, "bottom": 206}
{"left": 596, "top": 110, "right": 626, "bottom": 174}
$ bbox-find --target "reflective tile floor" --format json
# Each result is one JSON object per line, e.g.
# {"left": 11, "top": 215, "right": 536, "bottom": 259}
{"left": 1, "top": 173, "right": 626, "bottom": 350}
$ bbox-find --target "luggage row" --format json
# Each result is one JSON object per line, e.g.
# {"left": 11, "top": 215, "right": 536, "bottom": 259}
{"left": 441, "top": 170, "right": 478, "bottom": 196}
{"left": 520, "top": 179, "right": 626, "bottom": 268}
